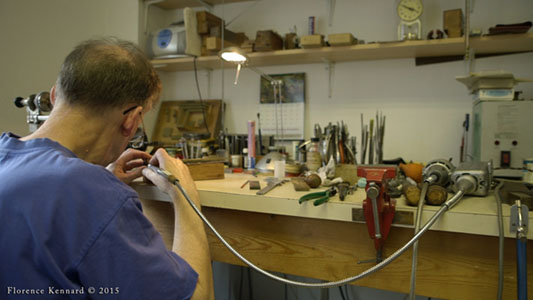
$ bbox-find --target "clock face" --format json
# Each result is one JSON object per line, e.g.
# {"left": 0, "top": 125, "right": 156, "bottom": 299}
{"left": 397, "top": 0, "right": 423, "bottom": 22}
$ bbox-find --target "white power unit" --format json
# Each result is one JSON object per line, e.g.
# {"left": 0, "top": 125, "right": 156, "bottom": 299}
{"left": 470, "top": 100, "right": 533, "bottom": 177}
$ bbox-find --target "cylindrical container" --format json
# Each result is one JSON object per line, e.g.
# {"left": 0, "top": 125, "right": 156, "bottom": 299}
{"left": 274, "top": 160, "right": 286, "bottom": 179}
{"left": 247, "top": 121, "right": 256, "bottom": 168}
{"left": 308, "top": 16, "right": 315, "bottom": 35}
{"left": 231, "top": 154, "right": 242, "bottom": 168}
{"left": 306, "top": 137, "right": 322, "bottom": 172}
{"left": 292, "top": 140, "right": 302, "bottom": 162}
{"left": 243, "top": 148, "right": 250, "bottom": 169}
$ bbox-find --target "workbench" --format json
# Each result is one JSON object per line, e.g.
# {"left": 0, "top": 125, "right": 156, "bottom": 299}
{"left": 132, "top": 173, "right": 533, "bottom": 300}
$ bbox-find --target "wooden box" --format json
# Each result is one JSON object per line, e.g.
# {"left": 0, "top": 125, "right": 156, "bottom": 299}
{"left": 300, "top": 34, "right": 324, "bottom": 48}
{"left": 185, "top": 160, "right": 225, "bottom": 181}
{"left": 254, "top": 30, "right": 283, "bottom": 51}
{"left": 197, "top": 11, "right": 222, "bottom": 35}
{"left": 241, "top": 40, "right": 255, "bottom": 53}
{"left": 205, "top": 36, "right": 239, "bottom": 52}
{"left": 328, "top": 33, "right": 357, "bottom": 46}
{"left": 443, "top": 9, "right": 463, "bottom": 38}
{"left": 209, "top": 26, "right": 247, "bottom": 45}
{"left": 284, "top": 33, "right": 298, "bottom": 49}
{"left": 152, "top": 100, "right": 223, "bottom": 145}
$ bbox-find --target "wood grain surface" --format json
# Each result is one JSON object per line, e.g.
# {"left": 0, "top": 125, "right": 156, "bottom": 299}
{"left": 140, "top": 199, "right": 533, "bottom": 300}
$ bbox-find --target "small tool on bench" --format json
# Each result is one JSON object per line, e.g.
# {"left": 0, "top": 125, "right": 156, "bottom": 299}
{"left": 298, "top": 187, "right": 337, "bottom": 206}
{"left": 256, "top": 178, "right": 288, "bottom": 195}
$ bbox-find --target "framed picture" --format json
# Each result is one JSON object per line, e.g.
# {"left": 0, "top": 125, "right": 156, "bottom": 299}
{"left": 260, "top": 73, "right": 305, "bottom": 104}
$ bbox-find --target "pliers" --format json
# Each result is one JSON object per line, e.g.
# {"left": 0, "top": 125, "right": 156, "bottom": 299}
{"left": 298, "top": 187, "right": 337, "bottom": 206}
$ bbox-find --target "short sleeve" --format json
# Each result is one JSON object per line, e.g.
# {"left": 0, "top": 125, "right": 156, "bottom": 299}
{"left": 76, "top": 198, "right": 198, "bottom": 300}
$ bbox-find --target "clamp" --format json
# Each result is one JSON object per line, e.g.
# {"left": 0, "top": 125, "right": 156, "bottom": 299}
{"left": 357, "top": 165, "right": 397, "bottom": 262}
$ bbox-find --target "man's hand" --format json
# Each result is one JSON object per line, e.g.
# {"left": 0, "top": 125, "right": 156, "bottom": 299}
{"left": 142, "top": 149, "right": 199, "bottom": 204}
{"left": 107, "top": 149, "right": 152, "bottom": 184}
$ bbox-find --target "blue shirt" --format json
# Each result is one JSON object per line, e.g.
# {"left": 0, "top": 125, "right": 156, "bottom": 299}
{"left": 0, "top": 133, "right": 198, "bottom": 299}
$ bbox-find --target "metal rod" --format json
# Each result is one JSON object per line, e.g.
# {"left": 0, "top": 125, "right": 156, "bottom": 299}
{"left": 408, "top": 181, "right": 430, "bottom": 300}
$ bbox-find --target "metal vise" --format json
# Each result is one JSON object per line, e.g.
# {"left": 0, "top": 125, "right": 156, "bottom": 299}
{"left": 357, "top": 165, "right": 397, "bottom": 262}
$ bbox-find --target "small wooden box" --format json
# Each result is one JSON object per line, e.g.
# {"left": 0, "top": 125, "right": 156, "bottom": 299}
{"left": 328, "top": 33, "right": 357, "bottom": 46}
{"left": 443, "top": 9, "right": 463, "bottom": 38}
{"left": 205, "top": 36, "right": 239, "bottom": 51}
{"left": 185, "top": 160, "right": 225, "bottom": 181}
{"left": 241, "top": 40, "right": 255, "bottom": 53}
{"left": 197, "top": 11, "right": 222, "bottom": 35}
{"left": 255, "top": 30, "right": 283, "bottom": 51}
{"left": 284, "top": 33, "right": 298, "bottom": 49}
{"left": 300, "top": 34, "right": 324, "bottom": 48}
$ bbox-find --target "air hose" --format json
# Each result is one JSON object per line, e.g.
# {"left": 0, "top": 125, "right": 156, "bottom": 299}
{"left": 148, "top": 164, "right": 470, "bottom": 288}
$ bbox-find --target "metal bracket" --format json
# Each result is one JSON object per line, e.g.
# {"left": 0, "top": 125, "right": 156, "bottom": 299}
{"left": 196, "top": 0, "right": 214, "bottom": 11}
{"left": 322, "top": 59, "right": 335, "bottom": 98}
{"left": 510, "top": 203, "right": 529, "bottom": 234}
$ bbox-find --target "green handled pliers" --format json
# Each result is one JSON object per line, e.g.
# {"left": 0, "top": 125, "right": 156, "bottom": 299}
{"left": 298, "top": 187, "right": 337, "bottom": 206}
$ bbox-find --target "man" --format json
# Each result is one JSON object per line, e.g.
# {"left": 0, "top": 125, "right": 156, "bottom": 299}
{"left": 0, "top": 38, "right": 213, "bottom": 299}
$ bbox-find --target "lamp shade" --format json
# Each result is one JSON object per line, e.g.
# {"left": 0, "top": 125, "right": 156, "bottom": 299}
{"left": 219, "top": 47, "right": 248, "bottom": 63}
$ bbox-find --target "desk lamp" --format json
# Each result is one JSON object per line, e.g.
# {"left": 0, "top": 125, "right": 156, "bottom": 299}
{"left": 218, "top": 47, "right": 285, "bottom": 172}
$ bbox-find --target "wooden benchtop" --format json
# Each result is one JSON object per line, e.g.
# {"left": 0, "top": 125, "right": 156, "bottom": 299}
{"left": 132, "top": 173, "right": 533, "bottom": 240}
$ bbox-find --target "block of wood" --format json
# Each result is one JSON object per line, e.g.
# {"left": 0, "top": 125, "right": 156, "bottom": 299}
{"left": 209, "top": 26, "right": 247, "bottom": 45}
{"left": 300, "top": 34, "right": 324, "bottom": 48}
{"left": 328, "top": 33, "right": 357, "bottom": 46}
{"left": 241, "top": 40, "right": 255, "bottom": 53}
{"left": 443, "top": 9, "right": 463, "bottom": 38}
{"left": 205, "top": 36, "right": 239, "bottom": 52}
{"left": 197, "top": 11, "right": 222, "bottom": 35}
{"left": 254, "top": 30, "right": 283, "bottom": 51}
{"left": 185, "top": 160, "right": 225, "bottom": 181}
{"left": 284, "top": 33, "right": 298, "bottom": 49}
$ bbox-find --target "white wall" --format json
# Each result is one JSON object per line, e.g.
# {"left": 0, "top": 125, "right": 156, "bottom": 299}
{"left": 0, "top": 0, "right": 139, "bottom": 136}
{"left": 151, "top": 0, "right": 533, "bottom": 164}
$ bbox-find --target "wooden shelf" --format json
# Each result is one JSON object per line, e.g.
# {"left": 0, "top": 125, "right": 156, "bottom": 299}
{"left": 151, "top": 33, "right": 533, "bottom": 72}
{"left": 148, "top": 0, "right": 251, "bottom": 10}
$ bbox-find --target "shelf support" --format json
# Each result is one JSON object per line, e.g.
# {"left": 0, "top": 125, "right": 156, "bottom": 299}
{"left": 322, "top": 59, "right": 335, "bottom": 98}
{"left": 196, "top": 0, "right": 214, "bottom": 11}
{"left": 327, "top": 0, "right": 336, "bottom": 27}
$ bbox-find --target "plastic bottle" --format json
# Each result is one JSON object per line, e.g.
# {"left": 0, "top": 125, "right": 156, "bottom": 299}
{"left": 306, "top": 138, "right": 322, "bottom": 171}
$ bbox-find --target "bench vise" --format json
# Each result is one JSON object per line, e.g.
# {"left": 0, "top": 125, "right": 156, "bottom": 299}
{"left": 357, "top": 165, "right": 397, "bottom": 262}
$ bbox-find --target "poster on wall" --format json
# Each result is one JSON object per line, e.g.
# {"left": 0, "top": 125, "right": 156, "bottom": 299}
{"left": 259, "top": 72, "right": 305, "bottom": 140}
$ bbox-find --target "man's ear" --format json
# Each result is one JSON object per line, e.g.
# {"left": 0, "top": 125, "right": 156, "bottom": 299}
{"left": 50, "top": 85, "right": 57, "bottom": 106}
{"left": 121, "top": 106, "right": 143, "bottom": 137}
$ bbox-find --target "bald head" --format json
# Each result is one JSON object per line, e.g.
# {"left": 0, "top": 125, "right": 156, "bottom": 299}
{"left": 56, "top": 38, "right": 161, "bottom": 112}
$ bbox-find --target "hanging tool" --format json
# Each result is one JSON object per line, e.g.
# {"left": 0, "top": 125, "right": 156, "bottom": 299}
{"left": 360, "top": 114, "right": 368, "bottom": 164}
{"left": 257, "top": 113, "right": 263, "bottom": 155}
{"left": 368, "top": 119, "right": 374, "bottom": 164}
{"left": 298, "top": 187, "right": 337, "bottom": 206}
{"left": 357, "top": 165, "right": 397, "bottom": 263}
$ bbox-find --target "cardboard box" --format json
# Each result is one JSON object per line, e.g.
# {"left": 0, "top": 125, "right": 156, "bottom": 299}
{"left": 444, "top": 9, "right": 463, "bottom": 38}
{"left": 328, "top": 33, "right": 357, "bottom": 46}
{"left": 300, "top": 34, "right": 324, "bottom": 48}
